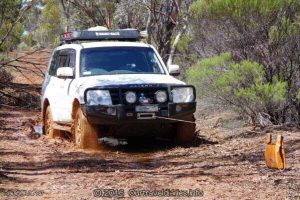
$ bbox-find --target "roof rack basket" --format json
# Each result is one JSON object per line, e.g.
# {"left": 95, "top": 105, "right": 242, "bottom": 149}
{"left": 60, "top": 29, "right": 141, "bottom": 44}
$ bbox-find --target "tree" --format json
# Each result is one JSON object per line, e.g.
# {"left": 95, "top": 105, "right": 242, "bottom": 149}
{"left": 60, "top": 0, "right": 192, "bottom": 64}
{"left": 143, "top": 0, "right": 182, "bottom": 63}
{"left": 114, "top": 0, "right": 193, "bottom": 64}
{"left": 0, "top": 22, "right": 23, "bottom": 52}
{"left": 22, "top": 33, "right": 37, "bottom": 47}
{"left": 0, "top": 0, "right": 31, "bottom": 52}
{"left": 114, "top": 0, "right": 148, "bottom": 30}
{"left": 61, "top": 0, "right": 116, "bottom": 29}
{"left": 23, "top": 0, "right": 43, "bottom": 34}
{"left": 189, "top": 0, "right": 300, "bottom": 125}
{"left": 36, "top": 0, "right": 63, "bottom": 47}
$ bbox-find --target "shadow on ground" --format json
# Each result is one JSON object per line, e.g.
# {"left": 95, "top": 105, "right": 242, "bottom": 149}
{"left": 113, "top": 135, "right": 218, "bottom": 153}
{"left": 0, "top": 135, "right": 220, "bottom": 183}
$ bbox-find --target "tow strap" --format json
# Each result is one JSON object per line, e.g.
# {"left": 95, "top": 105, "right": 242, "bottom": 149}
{"left": 155, "top": 116, "right": 196, "bottom": 124}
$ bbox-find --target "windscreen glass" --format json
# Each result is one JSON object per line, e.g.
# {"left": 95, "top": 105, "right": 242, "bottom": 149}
{"left": 80, "top": 47, "right": 165, "bottom": 76}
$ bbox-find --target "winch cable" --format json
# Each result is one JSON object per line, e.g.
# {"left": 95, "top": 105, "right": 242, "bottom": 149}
{"left": 155, "top": 116, "right": 196, "bottom": 124}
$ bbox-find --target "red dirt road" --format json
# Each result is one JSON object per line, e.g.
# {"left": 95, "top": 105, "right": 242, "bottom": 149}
{"left": 0, "top": 109, "right": 299, "bottom": 200}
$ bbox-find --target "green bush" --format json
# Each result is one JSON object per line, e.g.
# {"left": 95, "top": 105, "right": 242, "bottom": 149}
{"left": 188, "top": 53, "right": 287, "bottom": 124}
{"left": 22, "top": 33, "right": 37, "bottom": 47}
{"left": 176, "top": 34, "right": 192, "bottom": 52}
{"left": 0, "top": 22, "right": 23, "bottom": 52}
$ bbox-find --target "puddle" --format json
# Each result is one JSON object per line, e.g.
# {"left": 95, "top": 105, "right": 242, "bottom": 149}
{"left": 15, "top": 123, "right": 176, "bottom": 169}
{"left": 132, "top": 154, "right": 160, "bottom": 168}
{"left": 17, "top": 123, "right": 169, "bottom": 169}
{"left": 33, "top": 125, "right": 43, "bottom": 135}
{"left": 18, "top": 124, "right": 43, "bottom": 143}
{"left": 92, "top": 137, "right": 169, "bottom": 168}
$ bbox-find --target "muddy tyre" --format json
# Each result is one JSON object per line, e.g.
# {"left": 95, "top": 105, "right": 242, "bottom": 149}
{"left": 44, "top": 106, "right": 64, "bottom": 138}
{"left": 72, "top": 106, "right": 99, "bottom": 149}
{"left": 175, "top": 115, "right": 196, "bottom": 144}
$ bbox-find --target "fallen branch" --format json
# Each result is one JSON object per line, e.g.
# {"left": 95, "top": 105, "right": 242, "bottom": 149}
{"left": 0, "top": 49, "right": 45, "bottom": 69}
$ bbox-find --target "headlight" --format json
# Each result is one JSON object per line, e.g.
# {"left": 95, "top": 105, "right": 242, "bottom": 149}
{"left": 171, "top": 87, "right": 194, "bottom": 103}
{"left": 86, "top": 90, "right": 112, "bottom": 105}
{"left": 155, "top": 90, "right": 167, "bottom": 103}
{"left": 125, "top": 91, "right": 137, "bottom": 103}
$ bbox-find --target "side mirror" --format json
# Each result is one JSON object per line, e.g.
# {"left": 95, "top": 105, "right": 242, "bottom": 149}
{"left": 169, "top": 64, "right": 180, "bottom": 76}
{"left": 56, "top": 67, "right": 74, "bottom": 78}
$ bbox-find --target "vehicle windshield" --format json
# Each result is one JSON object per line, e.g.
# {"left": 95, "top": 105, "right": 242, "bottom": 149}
{"left": 80, "top": 47, "right": 165, "bottom": 76}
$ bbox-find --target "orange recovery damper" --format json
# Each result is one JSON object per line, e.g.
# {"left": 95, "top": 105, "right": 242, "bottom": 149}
{"left": 265, "top": 132, "right": 286, "bottom": 169}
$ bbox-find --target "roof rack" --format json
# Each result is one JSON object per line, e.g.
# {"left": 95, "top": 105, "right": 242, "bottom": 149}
{"left": 60, "top": 29, "right": 141, "bottom": 44}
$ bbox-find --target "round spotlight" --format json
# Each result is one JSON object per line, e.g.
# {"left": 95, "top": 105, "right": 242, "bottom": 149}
{"left": 155, "top": 90, "right": 167, "bottom": 103}
{"left": 125, "top": 91, "right": 137, "bottom": 103}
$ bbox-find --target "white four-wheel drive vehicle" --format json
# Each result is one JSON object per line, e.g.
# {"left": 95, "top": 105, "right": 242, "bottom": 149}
{"left": 41, "top": 29, "right": 196, "bottom": 149}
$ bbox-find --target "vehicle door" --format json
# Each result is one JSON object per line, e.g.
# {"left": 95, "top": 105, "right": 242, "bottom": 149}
{"left": 51, "top": 49, "right": 76, "bottom": 123}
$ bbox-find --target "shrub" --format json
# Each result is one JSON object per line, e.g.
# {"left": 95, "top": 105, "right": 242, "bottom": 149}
{"left": 188, "top": 53, "right": 287, "bottom": 126}
{"left": 22, "top": 33, "right": 37, "bottom": 47}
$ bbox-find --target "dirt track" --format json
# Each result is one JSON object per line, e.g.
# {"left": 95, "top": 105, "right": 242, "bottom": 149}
{"left": 0, "top": 109, "right": 299, "bottom": 200}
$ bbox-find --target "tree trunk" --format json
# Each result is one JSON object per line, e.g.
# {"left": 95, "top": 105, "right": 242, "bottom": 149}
{"left": 145, "top": 1, "right": 153, "bottom": 44}
{"left": 61, "top": 0, "right": 70, "bottom": 32}
{"left": 105, "top": 7, "right": 111, "bottom": 29}
{"left": 166, "top": 18, "right": 187, "bottom": 67}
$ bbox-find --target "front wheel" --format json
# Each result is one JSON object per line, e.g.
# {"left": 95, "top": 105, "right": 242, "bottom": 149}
{"left": 72, "top": 106, "right": 99, "bottom": 149}
{"left": 44, "top": 106, "right": 64, "bottom": 138}
{"left": 174, "top": 115, "right": 196, "bottom": 144}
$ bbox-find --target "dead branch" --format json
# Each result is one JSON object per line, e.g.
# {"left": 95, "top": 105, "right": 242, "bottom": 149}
{"left": 0, "top": 49, "right": 49, "bottom": 77}
{"left": 0, "top": 49, "right": 45, "bottom": 69}
{"left": 11, "top": 60, "right": 46, "bottom": 76}
{"left": 136, "top": 0, "right": 178, "bottom": 25}
{"left": 69, "top": 0, "right": 108, "bottom": 27}
{"left": 5, "top": 64, "right": 44, "bottom": 77}
{"left": 0, "top": 90, "right": 23, "bottom": 101}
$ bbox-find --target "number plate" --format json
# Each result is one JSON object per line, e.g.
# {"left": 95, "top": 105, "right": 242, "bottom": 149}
{"left": 135, "top": 105, "right": 159, "bottom": 112}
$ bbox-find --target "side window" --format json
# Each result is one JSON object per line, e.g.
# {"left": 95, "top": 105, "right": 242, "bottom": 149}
{"left": 49, "top": 49, "right": 76, "bottom": 76}
{"left": 49, "top": 51, "right": 59, "bottom": 76}
{"left": 58, "top": 49, "right": 76, "bottom": 68}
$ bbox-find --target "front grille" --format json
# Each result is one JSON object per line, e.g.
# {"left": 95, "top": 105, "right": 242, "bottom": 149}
{"left": 109, "top": 87, "right": 168, "bottom": 105}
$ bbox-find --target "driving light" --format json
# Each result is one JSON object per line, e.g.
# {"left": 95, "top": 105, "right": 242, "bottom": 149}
{"left": 125, "top": 91, "right": 137, "bottom": 103}
{"left": 155, "top": 90, "right": 167, "bottom": 103}
{"left": 86, "top": 90, "right": 112, "bottom": 105}
{"left": 171, "top": 87, "right": 194, "bottom": 103}
{"left": 106, "top": 107, "right": 116, "bottom": 115}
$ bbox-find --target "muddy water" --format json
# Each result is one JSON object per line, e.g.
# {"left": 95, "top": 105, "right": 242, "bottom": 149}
{"left": 16, "top": 121, "right": 173, "bottom": 168}
{"left": 90, "top": 137, "right": 175, "bottom": 168}
{"left": 20, "top": 120, "right": 172, "bottom": 169}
